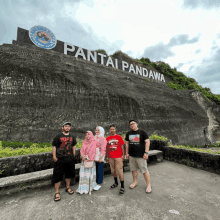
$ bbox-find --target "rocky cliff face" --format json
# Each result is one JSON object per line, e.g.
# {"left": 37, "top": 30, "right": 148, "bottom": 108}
{"left": 191, "top": 91, "right": 220, "bottom": 144}
{"left": 0, "top": 43, "right": 219, "bottom": 145}
{"left": 212, "top": 105, "right": 220, "bottom": 142}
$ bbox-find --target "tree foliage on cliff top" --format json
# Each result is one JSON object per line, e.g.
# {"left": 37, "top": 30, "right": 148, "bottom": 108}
{"left": 94, "top": 49, "right": 108, "bottom": 56}
{"left": 135, "top": 57, "right": 220, "bottom": 105}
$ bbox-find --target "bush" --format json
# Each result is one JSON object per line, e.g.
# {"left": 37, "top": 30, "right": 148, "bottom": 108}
{"left": 0, "top": 144, "right": 52, "bottom": 158}
{"left": 149, "top": 134, "right": 168, "bottom": 140}
{"left": 94, "top": 49, "right": 108, "bottom": 56}
{"left": 76, "top": 139, "right": 83, "bottom": 148}
{"left": 169, "top": 144, "right": 220, "bottom": 154}
{"left": 2, "top": 141, "right": 24, "bottom": 149}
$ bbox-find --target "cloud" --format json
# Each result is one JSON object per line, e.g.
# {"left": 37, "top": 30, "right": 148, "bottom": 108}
{"left": 211, "top": 45, "right": 218, "bottom": 51}
{"left": 217, "top": 33, "right": 220, "bottom": 39}
{"left": 0, "top": 0, "right": 122, "bottom": 53}
{"left": 0, "top": 20, "right": 7, "bottom": 43}
{"left": 189, "top": 48, "right": 220, "bottom": 94}
{"left": 124, "top": 50, "right": 134, "bottom": 57}
{"left": 182, "top": 0, "right": 220, "bottom": 9}
{"left": 195, "top": 49, "right": 201, "bottom": 54}
{"left": 141, "top": 42, "right": 175, "bottom": 61}
{"left": 168, "top": 34, "right": 200, "bottom": 47}
{"left": 177, "top": 63, "right": 185, "bottom": 69}
{"left": 142, "top": 34, "right": 200, "bottom": 61}
{"left": 189, "top": 65, "right": 195, "bottom": 71}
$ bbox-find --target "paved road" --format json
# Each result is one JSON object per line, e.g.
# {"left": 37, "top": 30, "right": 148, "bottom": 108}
{"left": 1, "top": 161, "right": 220, "bottom": 220}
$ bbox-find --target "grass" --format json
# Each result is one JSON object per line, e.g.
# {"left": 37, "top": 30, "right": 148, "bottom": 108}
{"left": 0, "top": 135, "right": 219, "bottom": 158}
{"left": 0, "top": 164, "right": 7, "bottom": 174}
{"left": 0, "top": 139, "right": 83, "bottom": 158}
{"left": 168, "top": 142, "right": 220, "bottom": 155}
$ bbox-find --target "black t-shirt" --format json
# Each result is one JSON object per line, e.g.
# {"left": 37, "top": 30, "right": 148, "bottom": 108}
{"left": 52, "top": 133, "right": 77, "bottom": 157}
{"left": 125, "top": 130, "right": 149, "bottom": 157}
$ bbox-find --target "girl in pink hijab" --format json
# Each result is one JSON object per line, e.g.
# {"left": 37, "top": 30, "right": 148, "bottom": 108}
{"left": 81, "top": 131, "right": 97, "bottom": 161}
{"left": 76, "top": 131, "right": 98, "bottom": 195}
{"left": 93, "top": 126, "right": 107, "bottom": 191}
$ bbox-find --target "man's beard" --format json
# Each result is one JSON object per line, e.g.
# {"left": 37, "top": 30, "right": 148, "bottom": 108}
{"left": 64, "top": 130, "right": 69, "bottom": 133}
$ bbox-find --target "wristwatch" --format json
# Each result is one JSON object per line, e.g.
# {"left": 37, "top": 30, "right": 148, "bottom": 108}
{"left": 144, "top": 152, "right": 149, "bottom": 154}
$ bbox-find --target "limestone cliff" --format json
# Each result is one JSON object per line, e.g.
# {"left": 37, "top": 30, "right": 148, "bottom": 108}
{"left": 0, "top": 43, "right": 219, "bottom": 145}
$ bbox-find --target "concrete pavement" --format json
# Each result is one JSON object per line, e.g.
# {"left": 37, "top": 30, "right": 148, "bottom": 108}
{"left": 0, "top": 160, "right": 220, "bottom": 220}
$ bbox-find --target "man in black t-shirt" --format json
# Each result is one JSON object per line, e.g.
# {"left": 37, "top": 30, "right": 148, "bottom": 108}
{"left": 125, "top": 120, "right": 152, "bottom": 194}
{"left": 52, "top": 122, "right": 77, "bottom": 201}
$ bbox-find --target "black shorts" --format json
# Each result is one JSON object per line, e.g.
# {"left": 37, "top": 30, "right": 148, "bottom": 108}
{"left": 52, "top": 156, "right": 75, "bottom": 184}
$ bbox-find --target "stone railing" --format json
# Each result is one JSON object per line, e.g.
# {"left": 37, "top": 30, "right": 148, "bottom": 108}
{"left": 0, "top": 149, "right": 80, "bottom": 178}
{"left": 150, "top": 140, "right": 220, "bottom": 175}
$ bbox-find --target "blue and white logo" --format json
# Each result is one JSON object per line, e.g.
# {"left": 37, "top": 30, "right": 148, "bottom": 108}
{"left": 29, "top": 26, "right": 57, "bottom": 49}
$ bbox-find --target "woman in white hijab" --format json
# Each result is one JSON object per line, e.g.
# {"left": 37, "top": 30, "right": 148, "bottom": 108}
{"left": 93, "top": 126, "right": 107, "bottom": 190}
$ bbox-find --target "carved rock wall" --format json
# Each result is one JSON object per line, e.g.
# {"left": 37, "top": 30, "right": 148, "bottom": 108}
{"left": 0, "top": 44, "right": 217, "bottom": 145}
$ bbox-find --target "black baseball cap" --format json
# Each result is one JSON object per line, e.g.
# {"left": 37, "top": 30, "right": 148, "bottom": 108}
{"left": 62, "top": 122, "right": 71, "bottom": 127}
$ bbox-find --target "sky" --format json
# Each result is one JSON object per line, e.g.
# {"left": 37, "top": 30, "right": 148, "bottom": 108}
{"left": 0, "top": 0, "right": 220, "bottom": 94}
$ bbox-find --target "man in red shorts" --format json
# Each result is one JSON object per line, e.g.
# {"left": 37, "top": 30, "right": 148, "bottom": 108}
{"left": 106, "top": 125, "right": 125, "bottom": 195}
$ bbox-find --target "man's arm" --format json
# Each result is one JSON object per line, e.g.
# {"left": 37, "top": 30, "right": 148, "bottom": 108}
{"left": 52, "top": 146, "right": 58, "bottom": 162}
{"left": 72, "top": 137, "right": 77, "bottom": 156}
{"left": 121, "top": 144, "right": 125, "bottom": 160}
{"left": 105, "top": 140, "right": 109, "bottom": 162}
{"left": 145, "top": 139, "right": 150, "bottom": 152}
{"left": 143, "top": 139, "right": 150, "bottom": 160}
{"left": 72, "top": 146, "right": 76, "bottom": 156}
{"left": 125, "top": 141, "right": 129, "bottom": 158}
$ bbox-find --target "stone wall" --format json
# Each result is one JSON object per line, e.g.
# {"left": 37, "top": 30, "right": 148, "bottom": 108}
{"left": 0, "top": 149, "right": 80, "bottom": 178}
{"left": 0, "top": 43, "right": 218, "bottom": 145}
{"left": 150, "top": 140, "right": 220, "bottom": 175}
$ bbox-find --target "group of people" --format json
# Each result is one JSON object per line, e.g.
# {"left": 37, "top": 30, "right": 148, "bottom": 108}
{"left": 52, "top": 120, "right": 152, "bottom": 201}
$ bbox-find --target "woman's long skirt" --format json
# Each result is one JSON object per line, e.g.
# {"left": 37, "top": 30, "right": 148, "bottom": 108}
{"left": 76, "top": 163, "right": 98, "bottom": 194}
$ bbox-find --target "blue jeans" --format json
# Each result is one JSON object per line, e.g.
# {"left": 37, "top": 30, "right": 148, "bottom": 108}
{"left": 95, "top": 162, "right": 104, "bottom": 184}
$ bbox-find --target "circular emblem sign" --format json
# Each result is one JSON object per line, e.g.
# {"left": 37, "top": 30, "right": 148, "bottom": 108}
{"left": 29, "top": 26, "right": 57, "bottom": 49}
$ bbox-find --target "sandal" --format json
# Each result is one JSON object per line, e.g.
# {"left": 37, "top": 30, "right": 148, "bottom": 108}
{"left": 146, "top": 186, "right": 152, "bottom": 194}
{"left": 119, "top": 188, "right": 125, "bottom": 195}
{"left": 129, "top": 183, "right": 138, "bottom": 189}
{"left": 54, "top": 192, "right": 61, "bottom": 201}
{"left": 66, "top": 188, "right": 74, "bottom": 195}
{"left": 110, "top": 183, "right": 118, "bottom": 189}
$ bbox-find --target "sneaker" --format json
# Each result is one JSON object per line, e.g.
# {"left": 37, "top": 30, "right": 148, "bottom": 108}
{"left": 94, "top": 185, "right": 101, "bottom": 191}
